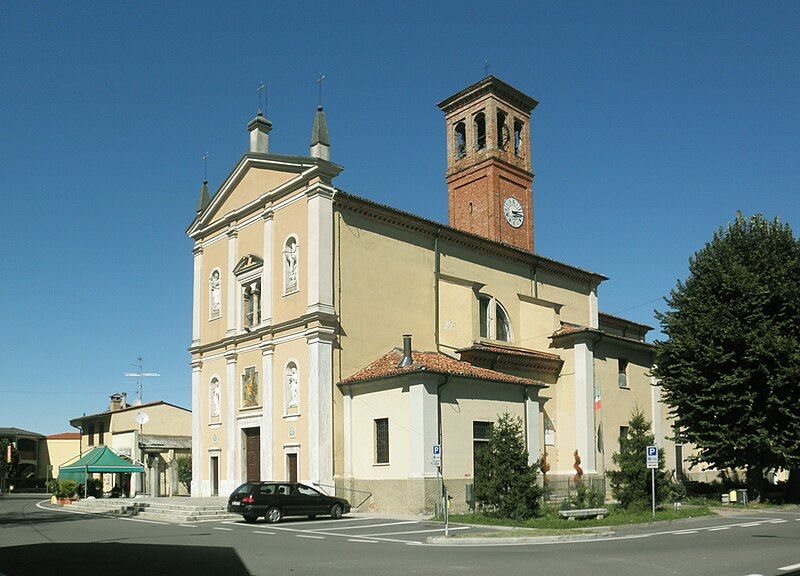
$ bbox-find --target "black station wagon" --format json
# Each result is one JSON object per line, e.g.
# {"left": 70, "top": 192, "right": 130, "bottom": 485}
{"left": 227, "top": 482, "right": 351, "bottom": 523}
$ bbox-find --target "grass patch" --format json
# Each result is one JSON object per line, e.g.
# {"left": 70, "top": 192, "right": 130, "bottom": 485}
{"left": 448, "top": 505, "right": 714, "bottom": 530}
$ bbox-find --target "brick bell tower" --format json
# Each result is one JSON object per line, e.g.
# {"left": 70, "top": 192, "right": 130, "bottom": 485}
{"left": 438, "top": 76, "right": 538, "bottom": 252}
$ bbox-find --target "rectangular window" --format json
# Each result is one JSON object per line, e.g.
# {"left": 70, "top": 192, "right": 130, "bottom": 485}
{"left": 375, "top": 418, "right": 389, "bottom": 464}
{"left": 87, "top": 423, "right": 95, "bottom": 446}
{"left": 242, "top": 279, "right": 261, "bottom": 328}
{"left": 618, "top": 359, "right": 629, "bottom": 388}
{"left": 619, "top": 426, "right": 629, "bottom": 452}
{"left": 98, "top": 421, "right": 105, "bottom": 445}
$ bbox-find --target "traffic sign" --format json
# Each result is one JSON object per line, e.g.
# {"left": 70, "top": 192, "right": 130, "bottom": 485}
{"left": 646, "top": 445, "right": 658, "bottom": 469}
{"left": 432, "top": 444, "right": 441, "bottom": 467}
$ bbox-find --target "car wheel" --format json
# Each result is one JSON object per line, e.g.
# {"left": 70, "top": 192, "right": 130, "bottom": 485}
{"left": 330, "top": 504, "right": 343, "bottom": 520}
{"left": 265, "top": 507, "right": 283, "bottom": 524}
{"left": 243, "top": 514, "right": 258, "bottom": 524}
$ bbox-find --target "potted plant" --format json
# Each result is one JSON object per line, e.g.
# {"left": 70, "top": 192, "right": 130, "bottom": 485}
{"left": 54, "top": 480, "right": 79, "bottom": 505}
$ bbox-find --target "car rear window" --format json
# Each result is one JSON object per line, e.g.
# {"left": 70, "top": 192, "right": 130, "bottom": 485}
{"left": 259, "top": 484, "right": 276, "bottom": 495}
{"left": 234, "top": 483, "right": 257, "bottom": 495}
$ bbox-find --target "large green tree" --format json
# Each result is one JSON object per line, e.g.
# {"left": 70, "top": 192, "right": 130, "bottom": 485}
{"left": 653, "top": 213, "right": 800, "bottom": 496}
{"left": 474, "top": 412, "right": 542, "bottom": 518}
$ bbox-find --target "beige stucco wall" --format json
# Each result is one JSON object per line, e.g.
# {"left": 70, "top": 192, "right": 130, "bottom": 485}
{"left": 42, "top": 439, "right": 80, "bottom": 478}
{"left": 214, "top": 168, "right": 296, "bottom": 219}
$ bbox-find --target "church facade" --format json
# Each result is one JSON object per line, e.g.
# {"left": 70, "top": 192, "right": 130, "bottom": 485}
{"left": 187, "top": 76, "right": 686, "bottom": 513}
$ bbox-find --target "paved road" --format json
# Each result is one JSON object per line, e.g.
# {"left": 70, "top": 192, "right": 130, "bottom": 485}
{"left": 1, "top": 495, "right": 799, "bottom": 575}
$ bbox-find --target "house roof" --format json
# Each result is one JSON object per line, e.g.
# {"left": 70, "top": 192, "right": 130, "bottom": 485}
{"left": 0, "top": 427, "right": 44, "bottom": 438}
{"left": 598, "top": 311, "right": 654, "bottom": 332}
{"left": 47, "top": 433, "right": 80, "bottom": 440}
{"left": 551, "top": 323, "right": 655, "bottom": 350}
{"left": 457, "top": 342, "right": 562, "bottom": 361}
{"left": 339, "top": 348, "right": 546, "bottom": 387}
{"left": 456, "top": 342, "right": 563, "bottom": 375}
{"left": 69, "top": 400, "right": 190, "bottom": 426}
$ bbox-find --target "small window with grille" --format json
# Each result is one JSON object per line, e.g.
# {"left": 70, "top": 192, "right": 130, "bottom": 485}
{"left": 375, "top": 418, "right": 389, "bottom": 465}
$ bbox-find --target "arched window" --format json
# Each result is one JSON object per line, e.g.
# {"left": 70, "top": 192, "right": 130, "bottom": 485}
{"left": 454, "top": 122, "right": 467, "bottom": 159}
{"left": 283, "top": 236, "right": 299, "bottom": 294}
{"left": 496, "top": 110, "right": 509, "bottom": 150}
{"left": 478, "top": 294, "right": 512, "bottom": 342}
{"left": 285, "top": 361, "right": 300, "bottom": 412}
{"left": 474, "top": 112, "right": 486, "bottom": 150}
{"left": 209, "top": 377, "right": 221, "bottom": 422}
{"left": 209, "top": 269, "right": 221, "bottom": 319}
{"left": 513, "top": 119, "right": 524, "bottom": 157}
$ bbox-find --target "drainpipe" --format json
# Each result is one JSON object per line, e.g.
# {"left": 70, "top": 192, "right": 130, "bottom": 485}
{"left": 434, "top": 231, "right": 441, "bottom": 352}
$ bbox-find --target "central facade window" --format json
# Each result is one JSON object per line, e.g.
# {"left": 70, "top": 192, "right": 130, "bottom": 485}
{"left": 241, "top": 366, "right": 260, "bottom": 408}
{"left": 242, "top": 279, "right": 261, "bottom": 328}
{"left": 478, "top": 295, "right": 512, "bottom": 342}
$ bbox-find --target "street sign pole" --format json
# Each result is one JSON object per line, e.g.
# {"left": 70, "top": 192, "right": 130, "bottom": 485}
{"left": 651, "top": 468, "right": 656, "bottom": 519}
{"left": 646, "top": 445, "right": 658, "bottom": 519}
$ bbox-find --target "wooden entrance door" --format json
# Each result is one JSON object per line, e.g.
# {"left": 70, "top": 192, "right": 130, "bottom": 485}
{"left": 244, "top": 428, "right": 261, "bottom": 482}
{"left": 210, "top": 456, "right": 219, "bottom": 496}
{"left": 287, "top": 453, "right": 298, "bottom": 483}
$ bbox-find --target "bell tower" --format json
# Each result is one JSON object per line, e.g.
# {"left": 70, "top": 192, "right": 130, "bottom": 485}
{"left": 438, "top": 76, "right": 538, "bottom": 252}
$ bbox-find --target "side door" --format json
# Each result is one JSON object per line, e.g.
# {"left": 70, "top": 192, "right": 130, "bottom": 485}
{"left": 295, "top": 484, "right": 326, "bottom": 515}
{"left": 275, "top": 484, "right": 298, "bottom": 516}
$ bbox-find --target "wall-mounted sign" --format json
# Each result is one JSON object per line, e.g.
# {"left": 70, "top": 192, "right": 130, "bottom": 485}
{"left": 288, "top": 427, "right": 296, "bottom": 439}
{"left": 212, "top": 434, "right": 218, "bottom": 444}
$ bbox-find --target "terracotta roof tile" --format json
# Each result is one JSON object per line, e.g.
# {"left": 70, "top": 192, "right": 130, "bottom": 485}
{"left": 456, "top": 342, "right": 562, "bottom": 361}
{"left": 340, "top": 348, "right": 545, "bottom": 387}
{"left": 47, "top": 433, "right": 80, "bottom": 440}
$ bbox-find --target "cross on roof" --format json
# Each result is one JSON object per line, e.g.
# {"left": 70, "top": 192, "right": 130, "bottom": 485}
{"left": 316, "top": 73, "right": 325, "bottom": 107}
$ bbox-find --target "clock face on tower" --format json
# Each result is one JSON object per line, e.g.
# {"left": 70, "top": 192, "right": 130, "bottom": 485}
{"left": 503, "top": 197, "right": 524, "bottom": 228}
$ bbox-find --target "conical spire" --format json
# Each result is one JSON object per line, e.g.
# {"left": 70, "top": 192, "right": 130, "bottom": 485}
{"left": 196, "top": 180, "right": 210, "bottom": 213}
{"left": 310, "top": 106, "right": 330, "bottom": 160}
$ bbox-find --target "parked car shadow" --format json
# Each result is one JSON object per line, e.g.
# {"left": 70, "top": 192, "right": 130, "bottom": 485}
{"left": 0, "top": 543, "right": 251, "bottom": 576}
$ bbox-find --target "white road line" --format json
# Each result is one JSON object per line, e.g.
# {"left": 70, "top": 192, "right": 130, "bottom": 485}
{"left": 708, "top": 526, "right": 731, "bottom": 531}
{"left": 119, "top": 517, "right": 168, "bottom": 525}
{"left": 743, "top": 573, "right": 764, "bottom": 575}
{"left": 739, "top": 522, "right": 765, "bottom": 527}
{"left": 179, "top": 524, "right": 198, "bottom": 528}
{"left": 673, "top": 530, "right": 698, "bottom": 535}
{"left": 273, "top": 516, "right": 372, "bottom": 527}
{"left": 322, "top": 520, "right": 419, "bottom": 532}
{"left": 779, "top": 563, "right": 800, "bottom": 572}
{"left": 768, "top": 519, "right": 788, "bottom": 524}
{"left": 213, "top": 527, "right": 234, "bottom": 531}
{"left": 362, "top": 526, "right": 471, "bottom": 537}
{"left": 297, "top": 535, "right": 325, "bottom": 540}
{"left": 348, "top": 539, "right": 378, "bottom": 543}
{"left": 35, "top": 501, "right": 90, "bottom": 515}
{"left": 796, "top": 518, "right": 800, "bottom": 521}
{"left": 253, "top": 530, "right": 275, "bottom": 535}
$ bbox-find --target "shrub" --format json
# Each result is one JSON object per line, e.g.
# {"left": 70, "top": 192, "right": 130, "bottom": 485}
{"left": 474, "top": 412, "right": 543, "bottom": 519}
{"left": 177, "top": 455, "right": 192, "bottom": 493}
{"left": 56, "top": 480, "right": 79, "bottom": 499}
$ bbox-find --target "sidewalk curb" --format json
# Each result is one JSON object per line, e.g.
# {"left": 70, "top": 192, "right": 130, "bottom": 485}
{"left": 426, "top": 531, "right": 614, "bottom": 545}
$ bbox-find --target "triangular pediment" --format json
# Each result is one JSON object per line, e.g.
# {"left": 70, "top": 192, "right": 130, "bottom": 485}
{"left": 233, "top": 254, "right": 263, "bottom": 275}
{"left": 187, "top": 153, "right": 343, "bottom": 238}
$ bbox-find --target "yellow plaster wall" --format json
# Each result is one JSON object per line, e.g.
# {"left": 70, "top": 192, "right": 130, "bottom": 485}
{"left": 350, "top": 385, "right": 410, "bottom": 479}
{"left": 272, "top": 197, "right": 308, "bottom": 324}
{"left": 213, "top": 168, "right": 296, "bottom": 221}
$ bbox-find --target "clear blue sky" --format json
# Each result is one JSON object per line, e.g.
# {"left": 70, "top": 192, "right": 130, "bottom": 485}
{"left": 1, "top": 1, "right": 798, "bottom": 434}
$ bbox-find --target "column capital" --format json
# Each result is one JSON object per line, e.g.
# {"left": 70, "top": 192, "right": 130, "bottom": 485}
{"left": 227, "top": 226, "right": 239, "bottom": 239}
{"left": 191, "top": 359, "right": 203, "bottom": 371}
{"left": 262, "top": 208, "right": 275, "bottom": 221}
{"left": 305, "top": 182, "right": 336, "bottom": 200}
{"left": 192, "top": 244, "right": 204, "bottom": 256}
{"left": 259, "top": 341, "right": 275, "bottom": 355}
{"left": 224, "top": 351, "right": 238, "bottom": 363}
{"left": 305, "top": 326, "right": 336, "bottom": 345}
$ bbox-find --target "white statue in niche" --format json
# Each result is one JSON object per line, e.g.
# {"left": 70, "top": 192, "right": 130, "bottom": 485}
{"left": 284, "top": 239, "right": 298, "bottom": 293}
{"left": 286, "top": 365, "right": 299, "bottom": 409}
{"left": 209, "top": 270, "right": 221, "bottom": 317}
{"left": 210, "top": 380, "right": 221, "bottom": 419}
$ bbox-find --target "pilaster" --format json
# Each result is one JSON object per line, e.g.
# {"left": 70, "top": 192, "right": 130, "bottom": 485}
{"left": 525, "top": 387, "right": 542, "bottom": 466}
{"left": 192, "top": 246, "right": 203, "bottom": 345}
{"left": 190, "top": 360, "right": 203, "bottom": 496}
{"left": 342, "top": 385, "right": 352, "bottom": 479}
{"left": 306, "top": 327, "right": 335, "bottom": 486}
{"left": 224, "top": 351, "right": 238, "bottom": 493}
{"left": 261, "top": 209, "right": 274, "bottom": 326}
{"left": 226, "top": 227, "right": 238, "bottom": 336}
{"left": 306, "top": 183, "right": 335, "bottom": 316}
{"left": 574, "top": 340, "right": 596, "bottom": 473}
{"left": 409, "top": 378, "right": 439, "bottom": 479}
{"left": 260, "top": 342, "right": 274, "bottom": 480}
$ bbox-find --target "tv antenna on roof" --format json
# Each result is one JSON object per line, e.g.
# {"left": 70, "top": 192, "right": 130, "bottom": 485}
{"left": 123, "top": 356, "right": 160, "bottom": 404}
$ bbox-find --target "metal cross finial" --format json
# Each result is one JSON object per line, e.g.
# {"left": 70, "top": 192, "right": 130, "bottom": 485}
{"left": 257, "top": 82, "right": 266, "bottom": 114}
{"left": 483, "top": 60, "right": 490, "bottom": 77}
{"left": 202, "top": 153, "right": 209, "bottom": 181}
{"left": 316, "top": 73, "right": 326, "bottom": 108}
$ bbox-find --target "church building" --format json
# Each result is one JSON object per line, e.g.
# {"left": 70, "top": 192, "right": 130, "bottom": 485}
{"left": 187, "top": 76, "right": 683, "bottom": 513}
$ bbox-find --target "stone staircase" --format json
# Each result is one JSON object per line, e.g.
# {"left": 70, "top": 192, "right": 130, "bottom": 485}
{"left": 64, "top": 497, "right": 237, "bottom": 523}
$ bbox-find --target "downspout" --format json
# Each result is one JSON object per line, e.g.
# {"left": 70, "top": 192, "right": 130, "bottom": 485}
{"left": 434, "top": 230, "right": 441, "bottom": 352}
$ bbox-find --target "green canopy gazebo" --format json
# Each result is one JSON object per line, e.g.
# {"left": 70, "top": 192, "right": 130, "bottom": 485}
{"left": 58, "top": 446, "right": 144, "bottom": 498}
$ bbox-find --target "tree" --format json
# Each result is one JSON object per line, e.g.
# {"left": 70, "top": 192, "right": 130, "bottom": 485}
{"left": 474, "top": 412, "right": 542, "bottom": 518}
{"left": 177, "top": 455, "right": 192, "bottom": 494}
{"left": 608, "top": 408, "right": 670, "bottom": 510}
{"left": 653, "top": 213, "right": 800, "bottom": 497}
